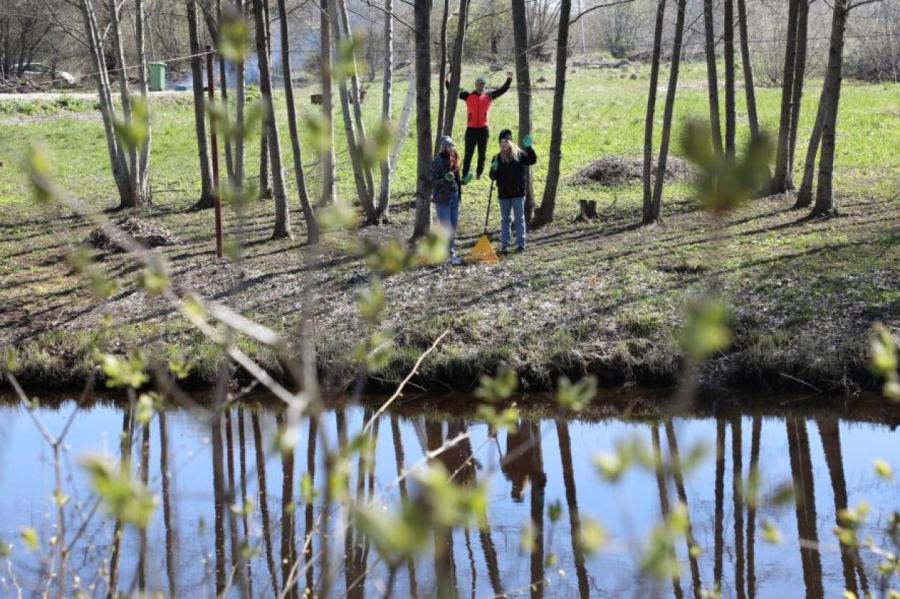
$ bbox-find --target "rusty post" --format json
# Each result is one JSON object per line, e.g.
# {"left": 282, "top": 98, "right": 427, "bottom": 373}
{"left": 207, "top": 46, "right": 223, "bottom": 258}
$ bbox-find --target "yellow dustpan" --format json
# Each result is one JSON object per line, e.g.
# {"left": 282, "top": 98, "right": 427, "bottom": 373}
{"left": 468, "top": 178, "right": 500, "bottom": 264}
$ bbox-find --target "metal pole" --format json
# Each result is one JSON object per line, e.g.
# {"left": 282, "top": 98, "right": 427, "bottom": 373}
{"left": 207, "top": 46, "right": 223, "bottom": 258}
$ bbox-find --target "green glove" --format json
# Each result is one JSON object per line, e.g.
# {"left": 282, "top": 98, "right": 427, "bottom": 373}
{"left": 444, "top": 172, "right": 455, "bottom": 182}
{"left": 523, "top": 134, "right": 533, "bottom": 149}
{"left": 462, "top": 172, "right": 474, "bottom": 185}
{"left": 490, "top": 158, "right": 499, "bottom": 172}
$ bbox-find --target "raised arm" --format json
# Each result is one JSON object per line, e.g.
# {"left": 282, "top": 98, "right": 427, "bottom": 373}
{"left": 490, "top": 73, "right": 513, "bottom": 99}
{"left": 446, "top": 78, "right": 469, "bottom": 101}
{"left": 523, "top": 147, "right": 537, "bottom": 166}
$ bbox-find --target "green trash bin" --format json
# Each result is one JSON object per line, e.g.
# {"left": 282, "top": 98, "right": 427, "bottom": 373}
{"left": 149, "top": 62, "right": 166, "bottom": 91}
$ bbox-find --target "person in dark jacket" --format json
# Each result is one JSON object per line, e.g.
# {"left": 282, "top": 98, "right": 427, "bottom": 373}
{"left": 489, "top": 129, "right": 537, "bottom": 253}
{"left": 447, "top": 72, "right": 513, "bottom": 180}
{"left": 432, "top": 135, "right": 469, "bottom": 265}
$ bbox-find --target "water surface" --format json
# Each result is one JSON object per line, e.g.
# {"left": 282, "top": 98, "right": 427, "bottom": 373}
{"left": 0, "top": 397, "right": 897, "bottom": 598}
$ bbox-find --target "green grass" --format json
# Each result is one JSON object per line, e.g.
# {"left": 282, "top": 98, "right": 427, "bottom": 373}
{"left": 1, "top": 61, "right": 898, "bottom": 394}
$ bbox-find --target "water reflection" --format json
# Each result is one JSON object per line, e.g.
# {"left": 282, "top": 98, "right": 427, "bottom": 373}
{"left": 0, "top": 402, "right": 897, "bottom": 598}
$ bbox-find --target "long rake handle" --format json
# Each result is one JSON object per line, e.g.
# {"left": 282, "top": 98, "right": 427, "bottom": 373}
{"left": 483, "top": 179, "right": 494, "bottom": 234}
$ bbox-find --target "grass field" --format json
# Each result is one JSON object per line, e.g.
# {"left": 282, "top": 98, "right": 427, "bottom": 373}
{"left": 1, "top": 60, "right": 898, "bottom": 394}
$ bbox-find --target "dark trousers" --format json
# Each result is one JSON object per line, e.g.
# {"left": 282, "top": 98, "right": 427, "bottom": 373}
{"left": 463, "top": 126, "right": 489, "bottom": 177}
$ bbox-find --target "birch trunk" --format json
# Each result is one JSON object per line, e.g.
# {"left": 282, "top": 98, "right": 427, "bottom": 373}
{"left": 377, "top": 0, "right": 394, "bottom": 222}
{"left": 641, "top": 0, "right": 667, "bottom": 223}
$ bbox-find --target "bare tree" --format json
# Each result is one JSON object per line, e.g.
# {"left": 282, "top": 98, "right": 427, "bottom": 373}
{"left": 434, "top": 0, "right": 451, "bottom": 152}
{"left": 702, "top": 0, "right": 723, "bottom": 156}
{"left": 411, "top": 0, "right": 432, "bottom": 239}
{"left": 724, "top": 0, "right": 736, "bottom": 157}
{"left": 277, "top": 0, "right": 318, "bottom": 243}
{"left": 320, "top": 0, "right": 338, "bottom": 207}
{"left": 376, "top": 0, "right": 394, "bottom": 222}
{"left": 736, "top": 0, "right": 761, "bottom": 142}
{"left": 771, "top": 0, "right": 802, "bottom": 193}
{"left": 530, "top": 0, "right": 572, "bottom": 228}
{"left": 646, "top": 0, "right": 687, "bottom": 224}
{"left": 794, "top": 91, "right": 825, "bottom": 208}
{"left": 186, "top": 0, "right": 215, "bottom": 209}
{"left": 443, "top": 0, "right": 471, "bottom": 138}
{"left": 511, "top": 0, "right": 535, "bottom": 221}
{"left": 812, "top": 0, "right": 855, "bottom": 216}
{"left": 527, "top": 0, "right": 560, "bottom": 60}
{"left": 642, "top": 0, "right": 667, "bottom": 224}
{"left": 252, "top": 0, "right": 292, "bottom": 238}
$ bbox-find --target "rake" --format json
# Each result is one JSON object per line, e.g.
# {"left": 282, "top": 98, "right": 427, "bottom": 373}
{"left": 467, "top": 178, "right": 500, "bottom": 264}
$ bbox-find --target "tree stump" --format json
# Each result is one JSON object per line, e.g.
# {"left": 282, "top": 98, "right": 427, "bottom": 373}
{"left": 574, "top": 199, "right": 598, "bottom": 222}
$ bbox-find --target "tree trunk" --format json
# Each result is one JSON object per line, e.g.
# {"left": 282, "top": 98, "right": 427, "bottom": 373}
{"left": 795, "top": 86, "right": 825, "bottom": 208}
{"left": 108, "top": 0, "right": 141, "bottom": 208}
{"left": 531, "top": 0, "right": 572, "bottom": 228}
{"left": 788, "top": 0, "right": 809, "bottom": 184}
{"left": 216, "top": 0, "right": 234, "bottom": 184}
{"left": 234, "top": 0, "right": 246, "bottom": 191}
{"left": 772, "top": 0, "right": 800, "bottom": 193}
{"left": 642, "top": 0, "right": 667, "bottom": 224}
{"left": 332, "top": 0, "right": 377, "bottom": 222}
{"left": 724, "top": 0, "right": 736, "bottom": 158}
{"left": 78, "top": 0, "right": 130, "bottom": 205}
{"left": 258, "top": 0, "right": 272, "bottom": 200}
{"left": 336, "top": 0, "right": 376, "bottom": 204}
{"left": 187, "top": 0, "right": 215, "bottom": 209}
{"left": 443, "top": 0, "right": 470, "bottom": 137}
{"left": 252, "top": 0, "right": 291, "bottom": 239}
{"left": 319, "top": 0, "right": 337, "bottom": 207}
{"left": 647, "top": 0, "right": 687, "bottom": 224}
{"left": 511, "top": 0, "right": 535, "bottom": 222}
{"left": 377, "top": 0, "right": 394, "bottom": 222}
{"left": 434, "top": 0, "right": 450, "bottom": 153}
{"left": 812, "top": 0, "right": 849, "bottom": 217}
{"left": 703, "top": 0, "right": 723, "bottom": 155}
{"left": 388, "top": 71, "right": 416, "bottom": 185}
{"left": 411, "top": 0, "right": 432, "bottom": 239}
{"left": 277, "top": 0, "right": 318, "bottom": 243}
{"left": 135, "top": 0, "right": 152, "bottom": 202}
{"left": 736, "top": 0, "right": 761, "bottom": 140}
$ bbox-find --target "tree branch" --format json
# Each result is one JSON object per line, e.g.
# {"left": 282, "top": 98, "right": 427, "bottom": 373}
{"left": 570, "top": 0, "right": 635, "bottom": 26}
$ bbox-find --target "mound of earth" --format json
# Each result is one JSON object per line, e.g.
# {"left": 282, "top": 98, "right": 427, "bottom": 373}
{"left": 572, "top": 156, "right": 692, "bottom": 187}
{"left": 86, "top": 216, "right": 175, "bottom": 252}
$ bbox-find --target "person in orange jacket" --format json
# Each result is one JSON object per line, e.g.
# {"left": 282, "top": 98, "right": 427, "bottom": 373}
{"left": 447, "top": 71, "right": 513, "bottom": 181}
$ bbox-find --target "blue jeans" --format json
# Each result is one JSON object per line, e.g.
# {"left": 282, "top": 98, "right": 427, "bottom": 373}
{"left": 499, "top": 196, "right": 526, "bottom": 250}
{"left": 434, "top": 193, "right": 460, "bottom": 256}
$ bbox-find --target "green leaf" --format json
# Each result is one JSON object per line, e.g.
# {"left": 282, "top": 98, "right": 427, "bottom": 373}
{"left": 874, "top": 458, "right": 893, "bottom": 481}
{"left": 318, "top": 202, "right": 358, "bottom": 232}
{"left": 137, "top": 265, "right": 169, "bottom": 295}
{"left": 96, "top": 351, "right": 149, "bottom": 389}
{"left": 548, "top": 500, "right": 563, "bottom": 523}
{"left": 25, "top": 144, "right": 58, "bottom": 205}
{"left": 414, "top": 228, "right": 450, "bottom": 266}
{"left": 679, "top": 298, "right": 731, "bottom": 363}
{"left": 0, "top": 539, "right": 12, "bottom": 557}
{"left": 81, "top": 455, "right": 157, "bottom": 529}
{"left": 217, "top": 4, "right": 249, "bottom": 62}
{"left": 19, "top": 527, "right": 38, "bottom": 552}
{"left": 761, "top": 520, "right": 782, "bottom": 544}
{"left": 578, "top": 518, "right": 606, "bottom": 555}
{"left": 475, "top": 366, "right": 519, "bottom": 403}
{"left": 300, "top": 473, "right": 318, "bottom": 504}
{"left": 476, "top": 405, "right": 519, "bottom": 435}
{"left": 555, "top": 376, "right": 597, "bottom": 412}
{"left": 357, "top": 279, "right": 386, "bottom": 323}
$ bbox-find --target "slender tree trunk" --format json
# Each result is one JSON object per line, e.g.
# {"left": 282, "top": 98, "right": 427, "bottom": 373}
{"left": 786, "top": 418, "right": 824, "bottom": 599}
{"left": 252, "top": 0, "right": 292, "bottom": 238}
{"left": 235, "top": 0, "right": 246, "bottom": 190}
{"left": 135, "top": 0, "right": 152, "bottom": 202}
{"left": 78, "top": 0, "right": 130, "bottom": 204}
{"left": 187, "top": 0, "right": 215, "bottom": 209}
{"left": 411, "top": 0, "right": 433, "bottom": 238}
{"left": 557, "top": 421, "right": 590, "bottom": 599}
{"left": 795, "top": 85, "right": 825, "bottom": 208}
{"left": 772, "top": 0, "right": 800, "bottom": 193}
{"left": 731, "top": 417, "right": 746, "bottom": 599}
{"left": 252, "top": 413, "right": 280, "bottom": 596}
{"left": 279, "top": 414, "right": 297, "bottom": 599}
{"left": 159, "top": 413, "right": 178, "bottom": 598}
{"left": 277, "top": 0, "right": 318, "bottom": 243}
{"left": 724, "top": 0, "right": 736, "bottom": 158}
{"left": 216, "top": 0, "right": 234, "bottom": 184}
{"left": 812, "top": 0, "right": 849, "bottom": 216}
{"left": 434, "top": 0, "right": 450, "bottom": 152}
{"left": 647, "top": 0, "right": 687, "bottom": 224}
{"left": 703, "top": 0, "right": 723, "bottom": 156}
{"left": 443, "top": 0, "right": 470, "bottom": 137}
{"left": 331, "top": 0, "right": 377, "bottom": 223}
{"left": 642, "top": 0, "right": 667, "bottom": 223}
{"left": 336, "top": 0, "right": 376, "bottom": 205}
{"left": 376, "top": 0, "right": 394, "bottom": 222}
{"left": 736, "top": 0, "right": 761, "bottom": 141}
{"left": 258, "top": 0, "right": 272, "bottom": 199}
{"left": 108, "top": 0, "right": 139, "bottom": 208}
{"left": 713, "top": 418, "right": 725, "bottom": 590}
{"left": 665, "top": 422, "right": 703, "bottom": 598}
{"left": 531, "top": 0, "right": 572, "bottom": 228}
{"left": 651, "top": 426, "right": 684, "bottom": 599}
{"left": 211, "top": 415, "right": 227, "bottom": 594}
{"left": 319, "top": 0, "right": 337, "bottom": 207}
{"left": 788, "top": 0, "right": 810, "bottom": 183}
{"left": 511, "top": 0, "right": 535, "bottom": 221}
